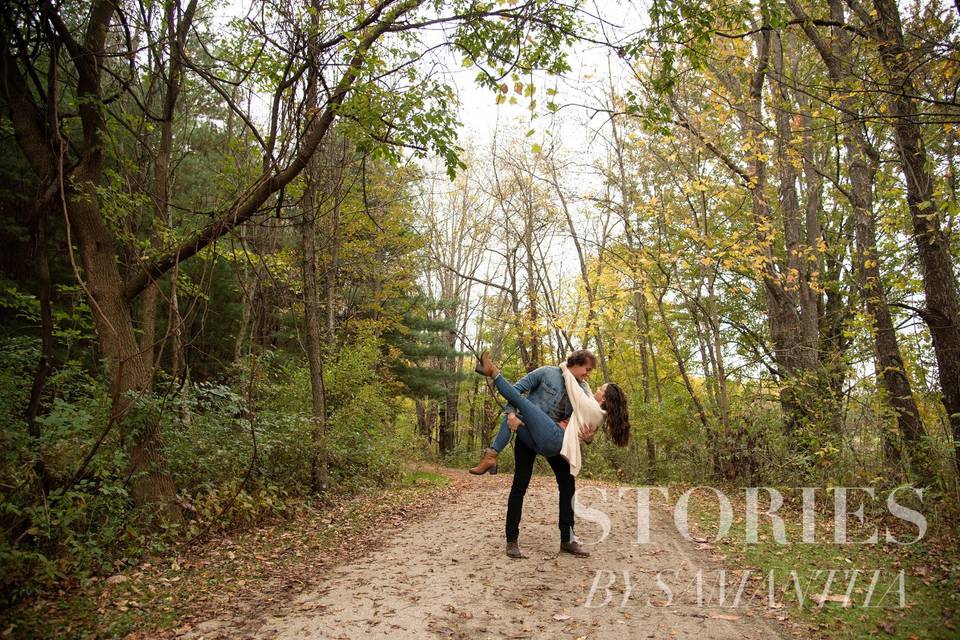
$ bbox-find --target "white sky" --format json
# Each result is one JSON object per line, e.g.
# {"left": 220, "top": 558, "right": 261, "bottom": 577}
{"left": 412, "top": 1, "right": 652, "bottom": 358}
{"left": 444, "top": 1, "right": 648, "bottom": 164}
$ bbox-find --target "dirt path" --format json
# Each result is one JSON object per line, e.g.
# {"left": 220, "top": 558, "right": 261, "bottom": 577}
{"left": 187, "top": 470, "right": 785, "bottom": 639}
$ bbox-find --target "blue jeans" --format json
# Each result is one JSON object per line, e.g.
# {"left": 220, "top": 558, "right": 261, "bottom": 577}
{"left": 491, "top": 413, "right": 538, "bottom": 452}
{"left": 490, "top": 374, "right": 565, "bottom": 457}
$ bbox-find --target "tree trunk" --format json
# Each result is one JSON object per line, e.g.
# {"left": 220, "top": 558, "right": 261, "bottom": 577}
{"left": 302, "top": 12, "right": 329, "bottom": 491}
{"left": 679, "top": 16, "right": 811, "bottom": 437}
{"left": 770, "top": 31, "right": 821, "bottom": 439}
{"left": 439, "top": 306, "right": 460, "bottom": 455}
{"left": 439, "top": 386, "right": 457, "bottom": 454}
{"left": 325, "top": 139, "right": 344, "bottom": 347}
{"left": 743, "top": 23, "right": 808, "bottom": 436}
{"left": 849, "top": 131, "right": 927, "bottom": 470}
{"left": 788, "top": 0, "right": 930, "bottom": 474}
{"left": 415, "top": 399, "right": 434, "bottom": 441}
{"left": 656, "top": 292, "right": 711, "bottom": 438}
{"left": 139, "top": 281, "right": 159, "bottom": 382}
{"left": 234, "top": 266, "right": 252, "bottom": 363}
{"left": 26, "top": 211, "right": 53, "bottom": 487}
{"left": 869, "top": 0, "right": 960, "bottom": 475}
{"left": 25, "top": 0, "right": 183, "bottom": 522}
{"left": 302, "top": 172, "right": 329, "bottom": 492}
{"left": 139, "top": 0, "right": 198, "bottom": 386}
{"left": 706, "top": 278, "right": 731, "bottom": 428}
{"left": 169, "top": 263, "right": 184, "bottom": 380}
{"left": 70, "top": 179, "right": 182, "bottom": 523}
{"left": 505, "top": 246, "right": 534, "bottom": 372}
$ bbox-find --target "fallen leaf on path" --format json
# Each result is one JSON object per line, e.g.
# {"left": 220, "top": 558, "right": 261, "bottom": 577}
{"left": 552, "top": 614, "right": 570, "bottom": 621}
{"left": 708, "top": 613, "right": 740, "bottom": 621}
{"left": 811, "top": 594, "right": 851, "bottom": 607}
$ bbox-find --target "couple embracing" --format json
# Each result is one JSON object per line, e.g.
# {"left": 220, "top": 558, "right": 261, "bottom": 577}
{"left": 468, "top": 349, "right": 630, "bottom": 558}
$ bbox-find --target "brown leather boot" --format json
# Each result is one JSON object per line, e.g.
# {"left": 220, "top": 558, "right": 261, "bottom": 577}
{"left": 468, "top": 448, "right": 498, "bottom": 475}
{"left": 473, "top": 350, "right": 498, "bottom": 378}
{"left": 560, "top": 539, "right": 591, "bottom": 557}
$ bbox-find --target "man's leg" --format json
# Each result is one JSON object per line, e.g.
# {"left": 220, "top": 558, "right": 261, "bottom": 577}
{"left": 506, "top": 436, "right": 536, "bottom": 543}
{"left": 546, "top": 453, "right": 575, "bottom": 543}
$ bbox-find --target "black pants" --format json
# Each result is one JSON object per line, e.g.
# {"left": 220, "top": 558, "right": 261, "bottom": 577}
{"left": 505, "top": 436, "right": 576, "bottom": 543}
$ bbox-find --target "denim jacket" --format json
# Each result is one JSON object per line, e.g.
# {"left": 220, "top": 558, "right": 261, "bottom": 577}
{"left": 502, "top": 365, "right": 590, "bottom": 423}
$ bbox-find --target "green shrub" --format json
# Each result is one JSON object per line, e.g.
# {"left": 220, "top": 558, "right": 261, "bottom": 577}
{"left": 1, "top": 326, "right": 420, "bottom": 602}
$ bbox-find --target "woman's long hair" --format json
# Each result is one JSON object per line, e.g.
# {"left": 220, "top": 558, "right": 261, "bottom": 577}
{"left": 601, "top": 383, "right": 630, "bottom": 447}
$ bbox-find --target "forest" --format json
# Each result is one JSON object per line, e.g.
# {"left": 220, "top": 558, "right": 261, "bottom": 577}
{"left": 1, "top": 0, "right": 958, "bottom": 637}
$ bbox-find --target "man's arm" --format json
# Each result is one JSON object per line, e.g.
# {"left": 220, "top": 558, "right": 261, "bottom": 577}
{"left": 502, "top": 366, "right": 547, "bottom": 416}
{"left": 507, "top": 412, "right": 524, "bottom": 431}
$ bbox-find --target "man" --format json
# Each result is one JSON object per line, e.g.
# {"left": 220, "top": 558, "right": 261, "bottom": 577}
{"left": 469, "top": 349, "right": 597, "bottom": 558}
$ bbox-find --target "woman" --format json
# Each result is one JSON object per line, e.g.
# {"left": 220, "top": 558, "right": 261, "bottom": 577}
{"left": 472, "top": 351, "right": 630, "bottom": 471}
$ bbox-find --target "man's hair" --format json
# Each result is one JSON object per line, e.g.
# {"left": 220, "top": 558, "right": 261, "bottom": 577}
{"left": 566, "top": 349, "right": 597, "bottom": 368}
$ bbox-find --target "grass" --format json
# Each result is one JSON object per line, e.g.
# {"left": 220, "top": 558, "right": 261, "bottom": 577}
{"left": 684, "top": 487, "right": 960, "bottom": 639}
{"left": 400, "top": 468, "right": 450, "bottom": 487}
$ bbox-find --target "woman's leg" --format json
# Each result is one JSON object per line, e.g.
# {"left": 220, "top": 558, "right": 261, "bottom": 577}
{"left": 513, "top": 424, "right": 538, "bottom": 452}
{"left": 490, "top": 415, "right": 513, "bottom": 453}
{"left": 490, "top": 412, "right": 538, "bottom": 453}
{"left": 492, "top": 374, "right": 565, "bottom": 457}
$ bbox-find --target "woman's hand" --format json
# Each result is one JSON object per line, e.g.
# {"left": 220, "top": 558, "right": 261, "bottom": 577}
{"left": 557, "top": 419, "right": 569, "bottom": 430}
{"left": 580, "top": 421, "right": 598, "bottom": 443}
{"left": 507, "top": 412, "right": 524, "bottom": 432}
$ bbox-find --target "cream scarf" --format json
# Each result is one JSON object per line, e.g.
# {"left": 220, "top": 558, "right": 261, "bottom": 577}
{"left": 558, "top": 363, "right": 605, "bottom": 476}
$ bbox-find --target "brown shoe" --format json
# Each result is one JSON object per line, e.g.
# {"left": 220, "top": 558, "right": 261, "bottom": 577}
{"left": 468, "top": 448, "right": 498, "bottom": 475}
{"left": 506, "top": 539, "right": 527, "bottom": 558}
{"left": 560, "top": 539, "right": 591, "bottom": 557}
{"left": 473, "top": 351, "right": 498, "bottom": 378}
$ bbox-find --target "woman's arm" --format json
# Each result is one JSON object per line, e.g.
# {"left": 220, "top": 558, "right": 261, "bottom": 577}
{"left": 560, "top": 363, "right": 604, "bottom": 443}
